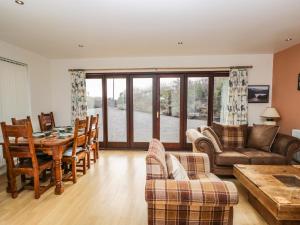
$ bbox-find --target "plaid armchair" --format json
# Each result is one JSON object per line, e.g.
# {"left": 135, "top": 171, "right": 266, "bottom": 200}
{"left": 145, "top": 139, "right": 239, "bottom": 225}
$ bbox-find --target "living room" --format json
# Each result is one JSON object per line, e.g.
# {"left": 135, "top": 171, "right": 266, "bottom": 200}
{"left": 0, "top": 1, "right": 299, "bottom": 225}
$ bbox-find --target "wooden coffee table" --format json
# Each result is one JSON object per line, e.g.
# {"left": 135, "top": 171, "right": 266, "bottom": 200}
{"left": 233, "top": 165, "right": 300, "bottom": 225}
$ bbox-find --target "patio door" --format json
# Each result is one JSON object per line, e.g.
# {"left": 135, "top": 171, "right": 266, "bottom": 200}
{"left": 157, "top": 75, "right": 183, "bottom": 149}
{"left": 130, "top": 76, "right": 155, "bottom": 148}
{"left": 86, "top": 72, "right": 228, "bottom": 150}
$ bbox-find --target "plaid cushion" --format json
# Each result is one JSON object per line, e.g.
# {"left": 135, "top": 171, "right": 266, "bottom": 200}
{"left": 221, "top": 125, "right": 247, "bottom": 149}
{"left": 202, "top": 127, "right": 223, "bottom": 153}
{"left": 172, "top": 152, "right": 210, "bottom": 176}
{"left": 147, "top": 204, "right": 232, "bottom": 225}
{"left": 145, "top": 180, "right": 238, "bottom": 207}
{"left": 146, "top": 139, "right": 168, "bottom": 180}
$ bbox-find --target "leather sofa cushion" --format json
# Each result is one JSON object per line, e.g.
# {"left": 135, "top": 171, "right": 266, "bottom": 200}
{"left": 247, "top": 124, "right": 279, "bottom": 152}
{"left": 237, "top": 149, "right": 286, "bottom": 165}
{"left": 215, "top": 151, "right": 249, "bottom": 166}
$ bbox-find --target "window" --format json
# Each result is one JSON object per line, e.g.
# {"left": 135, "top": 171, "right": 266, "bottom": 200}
{"left": 0, "top": 60, "right": 30, "bottom": 167}
{"left": 86, "top": 78, "right": 103, "bottom": 141}
{"left": 213, "top": 77, "right": 229, "bottom": 123}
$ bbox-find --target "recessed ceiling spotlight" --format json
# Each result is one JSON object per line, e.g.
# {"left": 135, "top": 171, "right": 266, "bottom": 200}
{"left": 15, "top": 0, "right": 24, "bottom": 5}
{"left": 78, "top": 44, "right": 85, "bottom": 48}
{"left": 285, "top": 37, "right": 292, "bottom": 42}
{"left": 177, "top": 41, "right": 183, "bottom": 45}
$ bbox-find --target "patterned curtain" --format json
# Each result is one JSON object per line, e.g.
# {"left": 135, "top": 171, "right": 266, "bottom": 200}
{"left": 226, "top": 69, "right": 248, "bottom": 125}
{"left": 71, "top": 70, "right": 87, "bottom": 124}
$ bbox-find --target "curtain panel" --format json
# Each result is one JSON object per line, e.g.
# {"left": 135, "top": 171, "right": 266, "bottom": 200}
{"left": 225, "top": 69, "right": 248, "bottom": 125}
{"left": 71, "top": 70, "right": 87, "bottom": 124}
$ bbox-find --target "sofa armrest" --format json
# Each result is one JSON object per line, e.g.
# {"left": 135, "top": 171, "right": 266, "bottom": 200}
{"left": 171, "top": 152, "right": 210, "bottom": 175}
{"left": 145, "top": 179, "right": 238, "bottom": 207}
{"left": 186, "top": 129, "right": 216, "bottom": 171}
{"left": 271, "top": 134, "right": 300, "bottom": 163}
{"left": 284, "top": 139, "right": 300, "bottom": 163}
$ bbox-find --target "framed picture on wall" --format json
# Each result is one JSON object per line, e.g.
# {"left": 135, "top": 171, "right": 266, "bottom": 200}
{"left": 248, "top": 85, "right": 270, "bottom": 103}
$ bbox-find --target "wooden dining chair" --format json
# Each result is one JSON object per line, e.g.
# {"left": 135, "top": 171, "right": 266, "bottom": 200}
{"left": 38, "top": 112, "right": 55, "bottom": 132}
{"left": 12, "top": 116, "right": 51, "bottom": 182}
{"left": 87, "top": 114, "right": 99, "bottom": 168}
{"left": 1, "top": 121, "right": 53, "bottom": 199}
{"left": 11, "top": 116, "right": 33, "bottom": 133}
{"left": 62, "top": 117, "right": 89, "bottom": 184}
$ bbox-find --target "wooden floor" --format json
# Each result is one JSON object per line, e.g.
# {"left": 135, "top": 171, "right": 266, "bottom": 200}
{"left": 0, "top": 151, "right": 267, "bottom": 225}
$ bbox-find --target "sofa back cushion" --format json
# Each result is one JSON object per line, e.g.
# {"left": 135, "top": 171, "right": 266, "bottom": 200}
{"left": 166, "top": 153, "right": 189, "bottom": 180}
{"left": 212, "top": 123, "right": 247, "bottom": 149}
{"left": 146, "top": 139, "right": 168, "bottom": 180}
{"left": 247, "top": 124, "right": 279, "bottom": 152}
{"left": 202, "top": 127, "right": 223, "bottom": 153}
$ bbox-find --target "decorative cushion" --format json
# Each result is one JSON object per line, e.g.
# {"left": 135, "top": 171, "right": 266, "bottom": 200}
{"left": 211, "top": 122, "right": 224, "bottom": 140}
{"left": 165, "top": 153, "right": 189, "bottom": 180}
{"left": 247, "top": 124, "right": 279, "bottom": 152}
{"left": 212, "top": 123, "right": 247, "bottom": 149}
{"left": 202, "top": 127, "right": 223, "bottom": 153}
{"left": 63, "top": 146, "right": 84, "bottom": 157}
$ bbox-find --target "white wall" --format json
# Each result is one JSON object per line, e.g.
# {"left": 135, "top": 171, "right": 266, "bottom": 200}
{"left": 50, "top": 54, "right": 273, "bottom": 126}
{"left": 0, "top": 40, "right": 51, "bottom": 130}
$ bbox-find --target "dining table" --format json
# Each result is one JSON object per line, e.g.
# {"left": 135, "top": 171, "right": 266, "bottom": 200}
{"left": 1, "top": 130, "right": 75, "bottom": 195}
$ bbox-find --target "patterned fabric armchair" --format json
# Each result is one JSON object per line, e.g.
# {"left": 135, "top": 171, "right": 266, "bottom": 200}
{"left": 145, "top": 139, "right": 239, "bottom": 225}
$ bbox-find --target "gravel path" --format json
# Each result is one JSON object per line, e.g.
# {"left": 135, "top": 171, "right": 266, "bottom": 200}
{"left": 88, "top": 107, "right": 206, "bottom": 143}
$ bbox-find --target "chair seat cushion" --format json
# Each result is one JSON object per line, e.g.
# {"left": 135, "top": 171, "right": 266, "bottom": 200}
{"left": 237, "top": 149, "right": 286, "bottom": 165}
{"left": 36, "top": 151, "right": 52, "bottom": 160}
{"left": 215, "top": 151, "right": 249, "bottom": 166}
{"left": 16, "top": 157, "right": 52, "bottom": 169}
{"left": 63, "top": 147, "right": 85, "bottom": 157}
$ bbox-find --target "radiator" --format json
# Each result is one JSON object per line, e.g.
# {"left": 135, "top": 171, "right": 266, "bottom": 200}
{"left": 292, "top": 129, "right": 300, "bottom": 162}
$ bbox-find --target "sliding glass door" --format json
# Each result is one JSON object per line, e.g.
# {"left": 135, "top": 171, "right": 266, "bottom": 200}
{"left": 159, "top": 77, "right": 181, "bottom": 146}
{"left": 131, "top": 77, "right": 153, "bottom": 144}
{"left": 86, "top": 78, "right": 103, "bottom": 141}
{"left": 85, "top": 72, "right": 228, "bottom": 150}
{"left": 106, "top": 78, "right": 127, "bottom": 143}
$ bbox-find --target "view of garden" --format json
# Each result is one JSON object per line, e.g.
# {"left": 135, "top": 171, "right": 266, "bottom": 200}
{"left": 86, "top": 77, "right": 228, "bottom": 142}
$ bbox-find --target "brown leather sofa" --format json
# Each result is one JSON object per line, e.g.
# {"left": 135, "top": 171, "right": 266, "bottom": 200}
{"left": 186, "top": 128, "right": 300, "bottom": 175}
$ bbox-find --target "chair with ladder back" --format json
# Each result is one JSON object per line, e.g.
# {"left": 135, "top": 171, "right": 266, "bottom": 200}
{"left": 87, "top": 114, "right": 99, "bottom": 168}
{"left": 38, "top": 112, "right": 55, "bottom": 132}
{"left": 62, "top": 117, "right": 89, "bottom": 183}
{"left": 1, "top": 121, "right": 53, "bottom": 199}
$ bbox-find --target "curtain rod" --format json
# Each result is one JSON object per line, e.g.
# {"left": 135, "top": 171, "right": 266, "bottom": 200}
{"left": 68, "top": 65, "right": 253, "bottom": 72}
{"left": 0, "top": 56, "right": 27, "bottom": 67}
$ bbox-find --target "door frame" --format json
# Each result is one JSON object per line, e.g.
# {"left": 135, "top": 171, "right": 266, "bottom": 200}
{"left": 86, "top": 71, "right": 229, "bottom": 151}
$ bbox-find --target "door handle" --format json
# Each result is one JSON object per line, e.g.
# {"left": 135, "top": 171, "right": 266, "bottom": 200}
{"left": 157, "top": 111, "right": 159, "bottom": 118}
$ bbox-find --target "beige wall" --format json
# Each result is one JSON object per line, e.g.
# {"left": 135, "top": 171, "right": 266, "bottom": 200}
{"left": 0, "top": 40, "right": 51, "bottom": 130}
{"left": 50, "top": 54, "right": 273, "bottom": 126}
{"left": 273, "top": 43, "right": 300, "bottom": 135}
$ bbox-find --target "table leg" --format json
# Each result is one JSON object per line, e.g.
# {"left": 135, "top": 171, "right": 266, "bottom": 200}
{"left": 53, "top": 146, "right": 64, "bottom": 195}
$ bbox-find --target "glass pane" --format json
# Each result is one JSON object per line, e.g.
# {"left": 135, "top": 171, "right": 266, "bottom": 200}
{"left": 187, "top": 77, "right": 209, "bottom": 137}
{"left": 133, "top": 78, "right": 153, "bottom": 142}
{"left": 213, "top": 77, "right": 229, "bottom": 123}
{"left": 160, "top": 77, "right": 180, "bottom": 143}
{"left": 107, "top": 78, "right": 127, "bottom": 142}
{"left": 86, "top": 79, "right": 103, "bottom": 141}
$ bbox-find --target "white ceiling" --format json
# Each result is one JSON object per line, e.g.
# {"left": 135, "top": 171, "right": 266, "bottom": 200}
{"left": 1, "top": 0, "right": 300, "bottom": 58}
